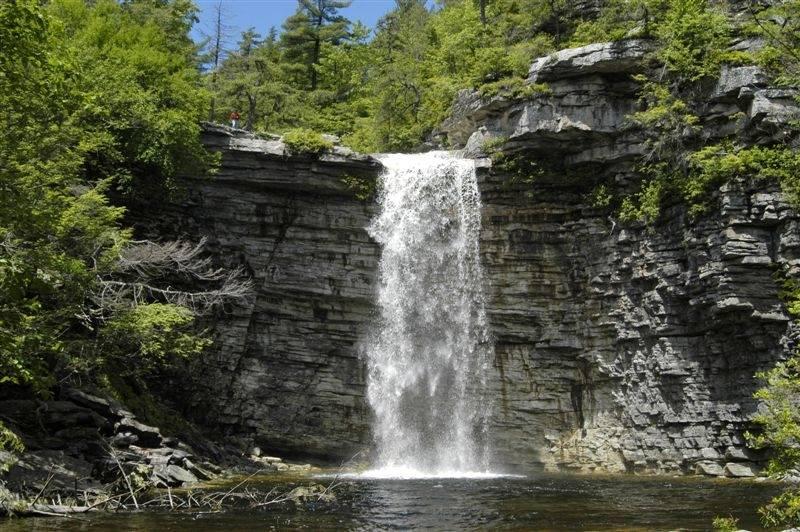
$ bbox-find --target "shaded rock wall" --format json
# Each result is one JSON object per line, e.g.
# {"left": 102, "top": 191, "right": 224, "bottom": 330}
{"left": 479, "top": 172, "right": 797, "bottom": 474}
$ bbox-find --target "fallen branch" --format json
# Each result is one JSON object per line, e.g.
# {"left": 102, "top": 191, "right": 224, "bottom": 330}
{"left": 108, "top": 446, "right": 139, "bottom": 510}
{"left": 29, "top": 467, "right": 56, "bottom": 507}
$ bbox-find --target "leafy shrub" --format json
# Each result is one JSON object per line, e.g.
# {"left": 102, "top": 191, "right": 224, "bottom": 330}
{"left": 688, "top": 144, "right": 800, "bottom": 209}
{"left": 0, "top": 421, "right": 23, "bottom": 454}
{"left": 570, "top": 0, "right": 664, "bottom": 46}
{"left": 283, "top": 128, "right": 334, "bottom": 155}
{"left": 0, "top": 421, "right": 22, "bottom": 474}
{"left": 745, "top": 0, "right": 800, "bottom": 85}
{"left": 711, "top": 516, "right": 739, "bottom": 532}
{"left": 481, "top": 136, "right": 509, "bottom": 155}
{"left": 588, "top": 184, "right": 613, "bottom": 208}
{"left": 618, "top": 177, "right": 664, "bottom": 223}
{"left": 655, "top": 0, "right": 731, "bottom": 82}
{"left": 759, "top": 489, "right": 800, "bottom": 528}
{"left": 341, "top": 174, "right": 377, "bottom": 201}
{"left": 100, "top": 303, "right": 211, "bottom": 376}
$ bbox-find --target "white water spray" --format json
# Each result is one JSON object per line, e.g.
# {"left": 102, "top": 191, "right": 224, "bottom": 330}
{"left": 361, "top": 152, "right": 494, "bottom": 478}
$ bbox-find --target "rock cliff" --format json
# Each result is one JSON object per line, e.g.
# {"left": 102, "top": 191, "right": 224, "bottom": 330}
{"left": 142, "top": 41, "right": 799, "bottom": 476}
{"left": 443, "top": 39, "right": 800, "bottom": 474}
{"left": 133, "top": 125, "right": 382, "bottom": 460}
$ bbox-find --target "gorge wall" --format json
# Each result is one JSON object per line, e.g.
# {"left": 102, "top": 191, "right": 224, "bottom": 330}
{"left": 143, "top": 40, "right": 800, "bottom": 475}
{"left": 447, "top": 39, "right": 800, "bottom": 475}
{"left": 133, "top": 129, "right": 381, "bottom": 459}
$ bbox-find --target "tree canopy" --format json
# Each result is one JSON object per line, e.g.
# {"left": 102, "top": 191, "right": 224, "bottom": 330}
{"left": 0, "top": 0, "right": 241, "bottom": 407}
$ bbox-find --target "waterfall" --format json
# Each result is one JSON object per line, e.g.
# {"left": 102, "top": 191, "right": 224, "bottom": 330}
{"left": 363, "top": 151, "right": 493, "bottom": 478}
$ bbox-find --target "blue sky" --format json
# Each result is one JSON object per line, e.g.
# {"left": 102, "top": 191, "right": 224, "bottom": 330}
{"left": 192, "top": 0, "right": 398, "bottom": 46}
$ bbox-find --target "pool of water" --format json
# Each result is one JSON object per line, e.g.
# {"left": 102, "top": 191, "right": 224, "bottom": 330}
{"left": 0, "top": 472, "right": 782, "bottom": 531}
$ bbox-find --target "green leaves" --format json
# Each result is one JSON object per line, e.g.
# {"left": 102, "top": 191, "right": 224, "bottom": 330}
{"left": 282, "top": 128, "right": 334, "bottom": 155}
{"left": 655, "top": 0, "right": 730, "bottom": 82}
{"left": 0, "top": 0, "right": 216, "bottom": 393}
{"left": 746, "top": 0, "right": 800, "bottom": 86}
{"left": 101, "top": 303, "right": 211, "bottom": 376}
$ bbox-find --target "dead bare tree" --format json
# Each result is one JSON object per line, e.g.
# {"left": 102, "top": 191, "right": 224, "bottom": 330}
{"left": 93, "top": 237, "right": 253, "bottom": 318}
{"left": 202, "top": 0, "right": 233, "bottom": 121}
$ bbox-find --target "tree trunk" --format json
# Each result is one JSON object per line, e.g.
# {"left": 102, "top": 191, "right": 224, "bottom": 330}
{"left": 246, "top": 94, "right": 256, "bottom": 130}
{"left": 310, "top": 8, "right": 323, "bottom": 90}
{"left": 209, "top": 2, "right": 224, "bottom": 121}
{"left": 311, "top": 36, "right": 320, "bottom": 90}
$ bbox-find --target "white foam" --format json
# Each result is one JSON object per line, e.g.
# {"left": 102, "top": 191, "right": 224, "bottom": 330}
{"left": 321, "top": 466, "right": 525, "bottom": 480}
{"left": 364, "top": 152, "right": 494, "bottom": 475}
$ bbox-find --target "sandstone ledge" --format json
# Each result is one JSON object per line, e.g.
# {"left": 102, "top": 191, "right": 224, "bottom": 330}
{"left": 199, "top": 123, "right": 383, "bottom": 196}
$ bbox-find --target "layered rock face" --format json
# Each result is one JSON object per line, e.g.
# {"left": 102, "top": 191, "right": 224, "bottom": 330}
{"left": 479, "top": 170, "right": 797, "bottom": 475}
{"left": 442, "top": 40, "right": 800, "bottom": 474}
{"left": 137, "top": 126, "right": 381, "bottom": 459}
{"left": 146, "top": 42, "right": 799, "bottom": 475}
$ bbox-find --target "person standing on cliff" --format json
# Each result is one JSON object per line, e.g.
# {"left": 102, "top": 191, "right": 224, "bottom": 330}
{"left": 229, "top": 111, "right": 240, "bottom": 129}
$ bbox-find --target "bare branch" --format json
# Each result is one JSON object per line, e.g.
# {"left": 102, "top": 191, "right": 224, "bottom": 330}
{"left": 93, "top": 237, "right": 253, "bottom": 317}
{"left": 97, "top": 270, "right": 253, "bottom": 315}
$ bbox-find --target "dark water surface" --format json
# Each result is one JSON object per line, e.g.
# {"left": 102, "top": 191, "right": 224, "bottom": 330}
{"left": 0, "top": 473, "right": 783, "bottom": 531}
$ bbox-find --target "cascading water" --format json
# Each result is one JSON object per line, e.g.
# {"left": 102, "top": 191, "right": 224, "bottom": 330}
{"left": 362, "top": 151, "right": 494, "bottom": 478}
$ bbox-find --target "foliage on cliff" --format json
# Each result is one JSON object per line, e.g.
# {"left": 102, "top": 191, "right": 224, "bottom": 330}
{"left": 206, "top": 0, "right": 581, "bottom": 151}
{"left": 0, "top": 0, "right": 243, "bottom": 414}
{"left": 611, "top": 0, "right": 800, "bottom": 224}
{"left": 205, "top": 0, "right": 798, "bottom": 157}
{"left": 747, "top": 274, "right": 800, "bottom": 527}
{"left": 282, "top": 128, "right": 334, "bottom": 155}
{"left": 746, "top": 0, "right": 800, "bottom": 85}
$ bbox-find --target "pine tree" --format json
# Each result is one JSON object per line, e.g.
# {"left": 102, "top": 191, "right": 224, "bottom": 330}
{"left": 280, "top": 0, "right": 352, "bottom": 90}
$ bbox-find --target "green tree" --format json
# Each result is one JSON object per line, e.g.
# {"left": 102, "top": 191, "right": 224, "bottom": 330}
{"left": 281, "top": 0, "right": 352, "bottom": 90}
{"left": 746, "top": 0, "right": 800, "bottom": 85}
{"left": 0, "top": 0, "right": 241, "bottom": 400}
{"left": 217, "top": 28, "right": 263, "bottom": 130}
{"left": 655, "top": 0, "right": 730, "bottom": 83}
{"left": 349, "top": 0, "right": 431, "bottom": 150}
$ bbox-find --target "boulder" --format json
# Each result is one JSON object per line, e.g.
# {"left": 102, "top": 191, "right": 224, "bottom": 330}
{"left": 183, "top": 459, "right": 214, "bottom": 481}
{"left": 5, "top": 450, "right": 101, "bottom": 494}
{"left": 724, "top": 463, "right": 760, "bottom": 478}
{"left": 712, "top": 65, "right": 767, "bottom": 101}
{"left": 725, "top": 447, "right": 760, "bottom": 462}
{"left": 695, "top": 461, "right": 724, "bottom": 476}
{"left": 115, "top": 418, "right": 162, "bottom": 448}
{"left": 748, "top": 88, "right": 800, "bottom": 141}
{"left": 60, "top": 388, "right": 128, "bottom": 419}
{"left": 151, "top": 464, "right": 198, "bottom": 487}
{"left": 527, "top": 39, "right": 654, "bottom": 83}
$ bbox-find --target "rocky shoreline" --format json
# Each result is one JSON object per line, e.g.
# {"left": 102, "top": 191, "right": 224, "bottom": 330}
{"left": 0, "top": 387, "right": 326, "bottom": 517}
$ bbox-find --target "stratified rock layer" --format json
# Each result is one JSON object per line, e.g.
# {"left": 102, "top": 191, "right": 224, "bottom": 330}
{"left": 448, "top": 40, "right": 799, "bottom": 474}
{"left": 135, "top": 125, "right": 382, "bottom": 459}
{"left": 479, "top": 172, "right": 795, "bottom": 474}
{"left": 142, "top": 40, "right": 799, "bottom": 475}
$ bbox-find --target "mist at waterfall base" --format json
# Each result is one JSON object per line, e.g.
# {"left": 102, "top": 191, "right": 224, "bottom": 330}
{"left": 351, "top": 152, "right": 506, "bottom": 480}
